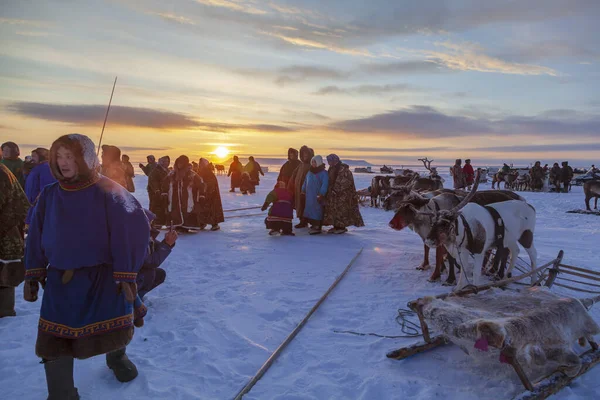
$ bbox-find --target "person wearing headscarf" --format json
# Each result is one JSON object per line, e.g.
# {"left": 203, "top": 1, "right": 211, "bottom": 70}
{"left": 244, "top": 156, "right": 265, "bottom": 186}
{"left": 24, "top": 134, "right": 149, "bottom": 398}
{"left": 1, "top": 141, "right": 25, "bottom": 187}
{"left": 261, "top": 180, "right": 295, "bottom": 236}
{"left": 139, "top": 155, "right": 157, "bottom": 176}
{"left": 288, "top": 145, "right": 314, "bottom": 228}
{"left": 278, "top": 148, "right": 300, "bottom": 183}
{"left": 322, "top": 154, "right": 364, "bottom": 234}
{"left": 25, "top": 148, "right": 56, "bottom": 225}
{"left": 148, "top": 156, "right": 170, "bottom": 227}
{"left": 463, "top": 159, "right": 475, "bottom": 189}
{"left": 301, "top": 155, "right": 329, "bottom": 235}
{"left": 101, "top": 144, "right": 128, "bottom": 189}
{"left": 0, "top": 151, "right": 30, "bottom": 318}
{"left": 122, "top": 154, "right": 135, "bottom": 193}
{"left": 161, "top": 155, "right": 206, "bottom": 231}
{"left": 228, "top": 155, "right": 243, "bottom": 192}
{"left": 196, "top": 157, "right": 224, "bottom": 231}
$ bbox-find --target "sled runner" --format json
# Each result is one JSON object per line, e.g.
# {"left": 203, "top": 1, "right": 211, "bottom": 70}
{"left": 386, "top": 250, "right": 600, "bottom": 400}
{"left": 566, "top": 209, "right": 600, "bottom": 216}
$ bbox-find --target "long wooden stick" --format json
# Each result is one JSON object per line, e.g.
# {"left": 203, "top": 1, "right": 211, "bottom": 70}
{"left": 233, "top": 247, "right": 364, "bottom": 400}
{"left": 97, "top": 76, "right": 118, "bottom": 156}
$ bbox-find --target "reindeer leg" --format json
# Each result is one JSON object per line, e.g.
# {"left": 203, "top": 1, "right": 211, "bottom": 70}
{"left": 418, "top": 244, "right": 431, "bottom": 271}
{"left": 473, "top": 253, "right": 484, "bottom": 286}
{"left": 506, "top": 242, "right": 520, "bottom": 280}
{"left": 453, "top": 252, "right": 471, "bottom": 291}
{"left": 428, "top": 246, "right": 444, "bottom": 282}
{"left": 444, "top": 254, "right": 457, "bottom": 286}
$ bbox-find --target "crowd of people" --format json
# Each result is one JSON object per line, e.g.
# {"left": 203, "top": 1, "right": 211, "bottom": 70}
{"left": 0, "top": 136, "right": 365, "bottom": 399}
{"left": 449, "top": 158, "right": 475, "bottom": 190}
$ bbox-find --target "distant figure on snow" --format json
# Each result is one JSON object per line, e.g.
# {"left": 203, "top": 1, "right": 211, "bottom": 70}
{"left": 24, "top": 134, "right": 149, "bottom": 398}
{"left": 277, "top": 148, "right": 300, "bottom": 183}
{"left": 322, "top": 154, "right": 364, "bottom": 234}
{"left": 196, "top": 158, "right": 224, "bottom": 231}
{"left": 101, "top": 144, "right": 128, "bottom": 189}
{"left": 24, "top": 148, "right": 56, "bottom": 225}
{"left": 530, "top": 161, "right": 545, "bottom": 191}
{"left": 288, "top": 145, "right": 314, "bottom": 229}
{"left": 244, "top": 156, "right": 264, "bottom": 187}
{"left": 148, "top": 156, "right": 170, "bottom": 227}
{"left": 450, "top": 159, "right": 466, "bottom": 190}
{"left": 122, "top": 154, "right": 135, "bottom": 193}
{"left": 262, "top": 180, "right": 295, "bottom": 236}
{"left": 1, "top": 141, "right": 25, "bottom": 187}
{"left": 139, "top": 155, "right": 157, "bottom": 176}
{"left": 549, "top": 162, "right": 561, "bottom": 191}
{"left": 302, "top": 155, "right": 329, "bottom": 235}
{"left": 561, "top": 161, "right": 574, "bottom": 193}
{"left": 463, "top": 159, "right": 475, "bottom": 189}
{"left": 228, "top": 155, "right": 243, "bottom": 192}
{"left": 0, "top": 153, "right": 30, "bottom": 318}
{"left": 240, "top": 171, "right": 255, "bottom": 195}
{"left": 162, "top": 155, "right": 206, "bottom": 231}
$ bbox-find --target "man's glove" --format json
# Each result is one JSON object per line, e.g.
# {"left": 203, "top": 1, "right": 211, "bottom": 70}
{"left": 24, "top": 278, "right": 45, "bottom": 302}
{"left": 261, "top": 204, "right": 268, "bottom": 212}
{"left": 139, "top": 163, "right": 144, "bottom": 169}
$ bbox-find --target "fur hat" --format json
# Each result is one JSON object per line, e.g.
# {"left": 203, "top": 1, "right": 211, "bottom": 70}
{"left": 33, "top": 147, "right": 50, "bottom": 162}
{"left": 49, "top": 134, "right": 100, "bottom": 182}
{"left": 175, "top": 155, "right": 190, "bottom": 170}
{"left": 101, "top": 144, "right": 122, "bottom": 163}
{"left": 300, "top": 145, "right": 315, "bottom": 163}
{"left": 311, "top": 155, "right": 324, "bottom": 167}
{"left": 199, "top": 157, "right": 210, "bottom": 168}
{"left": 326, "top": 154, "right": 340, "bottom": 164}
{"left": 1, "top": 141, "right": 20, "bottom": 158}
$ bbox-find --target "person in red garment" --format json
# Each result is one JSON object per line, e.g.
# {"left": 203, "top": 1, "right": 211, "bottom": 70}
{"left": 463, "top": 159, "right": 475, "bottom": 190}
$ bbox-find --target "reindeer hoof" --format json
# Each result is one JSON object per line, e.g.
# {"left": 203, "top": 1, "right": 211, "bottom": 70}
{"left": 443, "top": 280, "right": 456, "bottom": 286}
{"left": 507, "top": 273, "right": 512, "bottom": 279}
{"left": 427, "top": 275, "right": 441, "bottom": 283}
{"left": 416, "top": 264, "right": 431, "bottom": 271}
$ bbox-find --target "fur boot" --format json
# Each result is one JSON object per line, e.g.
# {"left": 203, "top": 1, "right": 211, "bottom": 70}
{"left": 44, "top": 357, "right": 80, "bottom": 400}
{"left": 106, "top": 348, "right": 138, "bottom": 382}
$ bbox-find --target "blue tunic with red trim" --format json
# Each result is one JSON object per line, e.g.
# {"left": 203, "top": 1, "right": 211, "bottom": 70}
{"left": 25, "top": 177, "right": 150, "bottom": 339}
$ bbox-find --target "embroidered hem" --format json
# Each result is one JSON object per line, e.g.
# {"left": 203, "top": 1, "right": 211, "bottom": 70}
{"left": 113, "top": 271, "right": 137, "bottom": 282}
{"left": 38, "top": 314, "right": 134, "bottom": 339}
{"left": 59, "top": 176, "right": 100, "bottom": 191}
{"left": 267, "top": 216, "right": 293, "bottom": 223}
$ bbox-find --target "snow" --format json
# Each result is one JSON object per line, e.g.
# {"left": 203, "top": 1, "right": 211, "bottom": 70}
{"left": 1, "top": 168, "right": 599, "bottom": 400}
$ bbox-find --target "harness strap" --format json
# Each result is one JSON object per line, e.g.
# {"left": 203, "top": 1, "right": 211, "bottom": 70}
{"left": 459, "top": 214, "right": 475, "bottom": 253}
{"left": 484, "top": 206, "right": 505, "bottom": 248}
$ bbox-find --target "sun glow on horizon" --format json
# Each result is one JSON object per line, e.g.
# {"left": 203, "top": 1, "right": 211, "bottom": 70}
{"left": 214, "top": 146, "right": 229, "bottom": 159}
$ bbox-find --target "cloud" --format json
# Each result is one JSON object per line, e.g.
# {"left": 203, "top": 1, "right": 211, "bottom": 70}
{"left": 338, "top": 146, "right": 450, "bottom": 153}
{"left": 7, "top": 102, "right": 297, "bottom": 133}
{"left": 194, "top": 0, "right": 267, "bottom": 15}
{"left": 469, "top": 143, "right": 600, "bottom": 153}
{"left": 360, "top": 60, "right": 448, "bottom": 75}
{"left": 314, "top": 83, "right": 419, "bottom": 96}
{"left": 416, "top": 41, "right": 558, "bottom": 76}
{"left": 260, "top": 31, "right": 372, "bottom": 57}
{"left": 8, "top": 102, "right": 201, "bottom": 129}
{"left": 0, "top": 18, "right": 49, "bottom": 27}
{"left": 328, "top": 105, "right": 600, "bottom": 139}
{"left": 119, "top": 146, "right": 172, "bottom": 152}
{"left": 275, "top": 65, "right": 347, "bottom": 86}
{"left": 146, "top": 12, "right": 196, "bottom": 25}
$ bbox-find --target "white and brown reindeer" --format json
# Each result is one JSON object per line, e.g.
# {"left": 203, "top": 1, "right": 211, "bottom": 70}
{"left": 424, "top": 177, "right": 538, "bottom": 291}
{"left": 370, "top": 175, "right": 393, "bottom": 207}
{"left": 584, "top": 179, "right": 600, "bottom": 211}
{"left": 388, "top": 183, "right": 525, "bottom": 285}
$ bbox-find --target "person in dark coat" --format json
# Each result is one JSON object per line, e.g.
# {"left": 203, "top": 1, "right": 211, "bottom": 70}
{"left": 244, "top": 156, "right": 264, "bottom": 186}
{"left": 530, "top": 161, "right": 545, "bottom": 191}
{"left": 137, "top": 210, "right": 177, "bottom": 299}
{"left": 451, "top": 159, "right": 466, "bottom": 189}
{"left": 278, "top": 148, "right": 300, "bottom": 183}
{"left": 561, "top": 161, "right": 574, "bottom": 193}
{"left": 122, "top": 154, "right": 135, "bottom": 193}
{"left": 24, "top": 134, "right": 149, "bottom": 398}
{"left": 323, "top": 154, "right": 364, "bottom": 234}
{"left": 197, "top": 158, "right": 224, "bottom": 230}
{"left": 228, "top": 155, "right": 243, "bottom": 192}
{"left": 549, "top": 162, "right": 561, "bottom": 191}
{"left": 0, "top": 152, "right": 30, "bottom": 318}
{"left": 240, "top": 171, "right": 255, "bottom": 195}
{"left": 463, "top": 159, "right": 475, "bottom": 189}
{"left": 25, "top": 148, "right": 56, "bottom": 225}
{"left": 139, "top": 155, "right": 157, "bottom": 176}
{"left": 288, "top": 145, "right": 314, "bottom": 229}
{"left": 1, "top": 141, "right": 25, "bottom": 187}
{"left": 101, "top": 145, "right": 128, "bottom": 189}
{"left": 148, "top": 156, "right": 170, "bottom": 227}
{"left": 23, "top": 155, "right": 36, "bottom": 180}
{"left": 162, "top": 155, "right": 206, "bottom": 230}
{"left": 262, "top": 180, "right": 295, "bottom": 236}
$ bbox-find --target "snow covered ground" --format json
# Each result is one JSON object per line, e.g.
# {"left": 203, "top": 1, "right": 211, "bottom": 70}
{"left": 1, "top": 168, "right": 599, "bottom": 400}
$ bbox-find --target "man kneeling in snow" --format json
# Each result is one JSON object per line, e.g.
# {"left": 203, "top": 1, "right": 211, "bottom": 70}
{"left": 137, "top": 211, "right": 178, "bottom": 299}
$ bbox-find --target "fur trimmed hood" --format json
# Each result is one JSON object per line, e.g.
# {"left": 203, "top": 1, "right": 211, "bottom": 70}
{"left": 49, "top": 134, "right": 100, "bottom": 182}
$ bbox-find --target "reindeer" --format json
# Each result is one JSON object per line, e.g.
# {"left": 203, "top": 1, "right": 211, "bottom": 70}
{"left": 514, "top": 174, "right": 531, "bottom": 191}
{"left": 384, "top": 188, "right": 459, "bottom": 211}
{"left": 215, "top": 164, "right": 225, "bottom": 175}
{"left": 584, "top": 179, "right": 600, "bottom": 211}
{"left": 370, "top": 175, "right": 392, "bottom": 207}
{"left": 424, "top": 177, "right": 538, "bottom": 291}
{"left": 388, "top": 182, "right": 525, "bottom": 284}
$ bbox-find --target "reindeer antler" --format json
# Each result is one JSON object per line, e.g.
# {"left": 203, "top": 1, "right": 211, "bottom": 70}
{"left": 418, "top": 157, "right": 434, "bottom": 172}
{"left": 450, "top": 170, "right": 481, "bottom": 213}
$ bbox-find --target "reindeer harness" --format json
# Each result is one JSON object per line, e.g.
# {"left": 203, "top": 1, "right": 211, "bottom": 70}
{"left": 455, "top": 206, "right": 505, "bottom": 255}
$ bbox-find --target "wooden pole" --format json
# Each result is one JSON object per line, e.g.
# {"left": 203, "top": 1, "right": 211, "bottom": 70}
{"left": 97, "top": 76, "right": 118, "bottom": 156}
{"left": 233, "top": 248, "right": 364, "bottom": 400}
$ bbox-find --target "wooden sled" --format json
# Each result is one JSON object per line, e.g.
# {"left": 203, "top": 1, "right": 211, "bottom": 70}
{"left": 386, "top": 250, "right": 600, "bottom": 399}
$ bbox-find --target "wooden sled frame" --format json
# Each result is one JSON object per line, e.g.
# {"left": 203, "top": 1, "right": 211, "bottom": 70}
{"left": 386, "top": 250, "right": 600, "bottom": 399}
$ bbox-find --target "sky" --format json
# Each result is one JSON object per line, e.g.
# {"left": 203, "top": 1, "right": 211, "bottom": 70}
{"left": 1, "top": 0, "right": 599, "bottom": 166}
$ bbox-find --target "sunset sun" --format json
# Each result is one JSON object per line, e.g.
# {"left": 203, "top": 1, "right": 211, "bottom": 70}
{"left": 214, "top": 146, "right": 229, "bottom": 159}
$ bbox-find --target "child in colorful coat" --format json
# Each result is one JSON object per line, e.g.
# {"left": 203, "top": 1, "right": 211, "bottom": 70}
{"left": 25, "top": 134, "right": 150, "bottom": 399}
{"left": 261, "top": 181, "right": 295, "bottom": 236}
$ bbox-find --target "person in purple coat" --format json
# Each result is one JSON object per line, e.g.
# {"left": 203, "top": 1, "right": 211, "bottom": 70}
{"left": 24, "top": 134, "right": 150, "bottom": 399}
{"left": 24, "top": 148, "right": 57, "bottom": 225}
